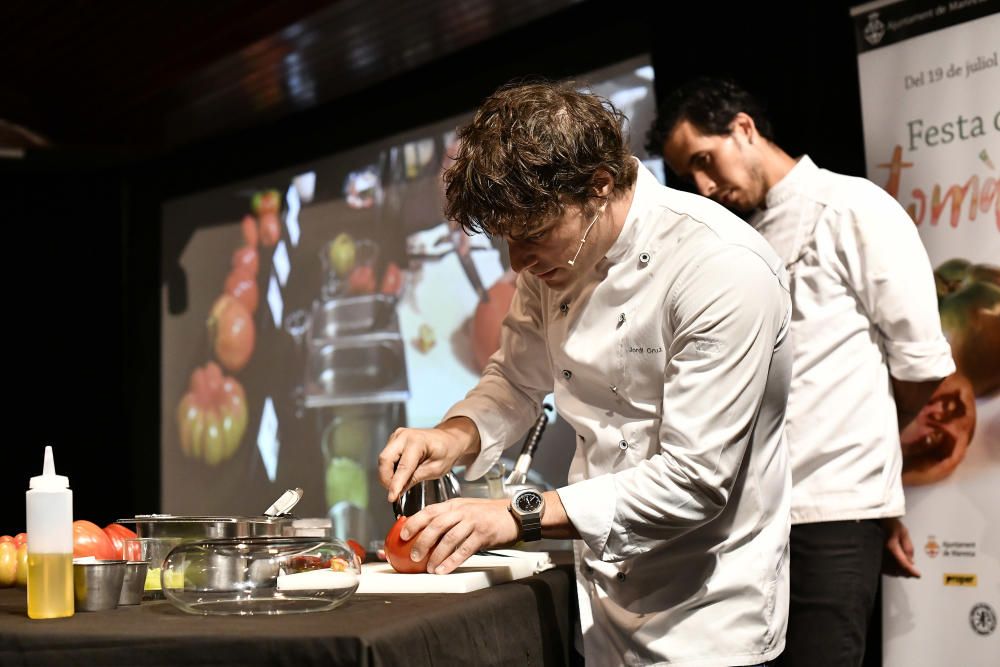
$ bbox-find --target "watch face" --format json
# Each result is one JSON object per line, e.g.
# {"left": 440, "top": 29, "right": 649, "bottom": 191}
{"left": 515, "top": 491, "right": 542, "bottom": 513}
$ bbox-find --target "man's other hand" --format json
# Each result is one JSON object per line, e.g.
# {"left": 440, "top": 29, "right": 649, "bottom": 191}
{"left": 882, "top": 517, "right": 921, "bottom": 578}
{"left": 378, "top": 417, "right": 480, "bottom": 503}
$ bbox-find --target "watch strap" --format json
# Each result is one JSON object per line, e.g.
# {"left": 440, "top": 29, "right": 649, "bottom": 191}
{"left": 518, "top": 513, "right": 542, "bottom": 542}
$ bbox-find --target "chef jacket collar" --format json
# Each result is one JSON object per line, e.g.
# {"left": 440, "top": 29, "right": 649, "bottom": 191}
{"left": 603, "top": 158, "right": 655, "bottom": 265}
{"left": 763, "top": 154, "right": 817, "bottom": 209}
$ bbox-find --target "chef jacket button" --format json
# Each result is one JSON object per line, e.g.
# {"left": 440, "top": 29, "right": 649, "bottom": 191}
{"left": 618, "top": 440, "right": 629, "bottom": 450}
{"left": 562, "top": 369, "right": 573, "bottom": 380}
{"left": 559, "top": 302, "right": 569, "bottom": 315}
{"left": 617, "top": 313, "right": 626, "bottom": 325}
{"left": 639, "top": 252, "right": 650, "bottom": 264}
{"left": 616, "top": 572, "right": 626, "bottom": 582}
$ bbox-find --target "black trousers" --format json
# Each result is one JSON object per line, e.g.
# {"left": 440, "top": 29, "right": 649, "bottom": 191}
{"left": 773, "top": 519, "right": 884, "bottom": 667}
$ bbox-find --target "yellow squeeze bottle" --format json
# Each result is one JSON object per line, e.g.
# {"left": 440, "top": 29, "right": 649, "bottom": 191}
{"left": 25, "top": 446, "right": 74, "bottom": 619}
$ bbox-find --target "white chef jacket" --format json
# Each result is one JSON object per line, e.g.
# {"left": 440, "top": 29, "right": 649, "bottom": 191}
{"left": 445, "top": 161, "right": 794, "bottom": 666}
{"left": 749, "top": 156, "right": 955, "bottom": 525}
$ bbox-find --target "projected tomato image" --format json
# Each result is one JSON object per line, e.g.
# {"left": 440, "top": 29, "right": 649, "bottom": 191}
{"left": 934, "top": 259, "right": 1000, "bottom": 398}
{"left": 160, "top": 57, "right": 661, "bottom": 545}
{"left": 901, "top": 373, "right": 976, "bottom": 486}
{"left": 900, "top": 259, "right": 999, "bottom": 486}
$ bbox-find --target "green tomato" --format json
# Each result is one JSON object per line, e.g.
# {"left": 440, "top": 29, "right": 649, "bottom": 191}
{"left": 329, "top": 233, "right": 356, "bottom": 278}
{"left": 177, "top": 395, "right": 199, "bottom": 457}
{"left": 325, "top": 457, "right": 368, "bottom": 510}
{"left": 202, "top": 410, "right": 224, "bottom": 466}
{"left": 190, "top": 411, "right": 206, "bottom": 460}
{"left": 936, "top": 260, "right": 1000, "bottom": 397}
{"left": 218, "top": 405, "right": 242, "bottom": 460}
{"left": 324, "top": 413, "right": 372, "bottom": 462}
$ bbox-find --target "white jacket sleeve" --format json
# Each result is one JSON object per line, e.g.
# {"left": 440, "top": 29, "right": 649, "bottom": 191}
{"left": 558, "top": 246, "right": 791, "bottom": 561}
{"left": 442, "top": 272, "right": 555, "bottom": 480}
{"left": 821, "top": 185, "right": 954, "bottom": 382}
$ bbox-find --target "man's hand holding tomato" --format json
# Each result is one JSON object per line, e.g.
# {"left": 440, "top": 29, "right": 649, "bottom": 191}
{"left": 391, "top": 491, "right": 577, "bottom": 574}
{"left": 378, "top": 416, "right": 581, "bottom": 574}
{"left": 393, "top": 498, "right": 519, "bottom": 574}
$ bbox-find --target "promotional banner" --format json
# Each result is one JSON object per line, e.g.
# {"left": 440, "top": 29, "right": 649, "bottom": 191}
{"left": 852, "top": 1, "right": 1000, "bottom": 664}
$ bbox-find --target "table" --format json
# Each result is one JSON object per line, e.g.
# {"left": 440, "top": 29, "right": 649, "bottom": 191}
{"left": 0, "top": 560, "right": 580, "bottom": 667}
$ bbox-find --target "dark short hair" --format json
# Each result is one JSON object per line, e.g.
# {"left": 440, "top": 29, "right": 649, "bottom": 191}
{"left": 645, "top": 77, "right": 775, "bottom": 156}
{"left": 444, "top": 80, "right": 638, "bottom": 239}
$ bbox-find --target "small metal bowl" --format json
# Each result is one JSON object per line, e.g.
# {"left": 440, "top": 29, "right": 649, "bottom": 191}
{"left": 73, "top": 560, "right": 127, "bottom": 611}
{"left": 118, "top": 561, "right": 149, "bottom": 606}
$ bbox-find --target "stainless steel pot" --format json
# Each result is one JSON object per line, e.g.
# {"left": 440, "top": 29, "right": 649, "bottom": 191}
{"left": 392, "top": 472, "right": 462, "bottom": 518}
{"left": 120, "top": 515, "right": 295, "bottom": 540}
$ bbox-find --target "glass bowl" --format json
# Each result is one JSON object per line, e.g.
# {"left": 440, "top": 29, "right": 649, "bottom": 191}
{"left": 160, "top": 537, "right": 361, "bottom": 616}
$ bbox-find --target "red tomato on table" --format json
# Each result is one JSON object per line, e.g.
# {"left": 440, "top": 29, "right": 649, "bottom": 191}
{"left": 0, "top": 542, "right": 16, "bottom": 587}
{"left": 103, "top": 523, "right": 138, "bottom": 560}
{"left": 73, "top": 520, "right": 117, "bottom": 560}
{"left": 346, "top": 539, "right": 366, "bottom": 564}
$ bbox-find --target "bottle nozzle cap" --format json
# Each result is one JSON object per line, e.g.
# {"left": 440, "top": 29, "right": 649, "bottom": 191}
{"left": 30, "top": 445, "right": 69, "bottom": 489}
{"left": 43, "top": 445, "right": 55, "bottom": 475}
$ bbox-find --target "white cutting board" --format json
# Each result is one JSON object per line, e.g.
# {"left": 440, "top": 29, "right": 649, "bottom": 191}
{"left": 356, "top": 555, "right": 537, "bottom": 594}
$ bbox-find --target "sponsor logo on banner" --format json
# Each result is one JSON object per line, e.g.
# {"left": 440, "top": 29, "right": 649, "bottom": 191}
{"left": 864, "top": 13, "right": 886, "bottom": 45}
{"left": 924, "top": 536, "right": 940, "bottom": 558}
{"left": 942, "top": 541, "right": 977, "bottom": 558}
{"left": 924, "top": 536, "right": 978, "bottom": 558}
{"left": 943, "top": 573, "right": 977, "bottom": 586}
{"left": 969, "top": 603, "right": 997, "bottom": 636}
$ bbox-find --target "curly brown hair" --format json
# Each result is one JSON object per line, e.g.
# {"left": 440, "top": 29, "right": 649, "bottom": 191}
{"left": 444, "top": 80, "right": 638, "bottom": 239}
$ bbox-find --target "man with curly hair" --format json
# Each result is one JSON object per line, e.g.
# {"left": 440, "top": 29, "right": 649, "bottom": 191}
{"left": 648, "top": 77, "right": 954, "bottom": 666}
{"left": 379, "top": 81, "right": 794, "bottom": 666}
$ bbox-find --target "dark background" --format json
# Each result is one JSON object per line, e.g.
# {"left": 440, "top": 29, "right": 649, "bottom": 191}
{"left": 1, "top": 1, "right": 875, "bottom": 655}
{"left": 2, "top": 0, "right": 866, "bottom": 527}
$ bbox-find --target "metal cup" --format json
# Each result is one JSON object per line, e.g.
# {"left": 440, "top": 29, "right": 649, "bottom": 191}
{"left": 73, "top": 560, "right": 127, "bottom": 611}
{"left": 118, "top": 561, "right": 149, "bottom": 606}
{"left": 392, "top": 471, "right": 462, "bottom": 518}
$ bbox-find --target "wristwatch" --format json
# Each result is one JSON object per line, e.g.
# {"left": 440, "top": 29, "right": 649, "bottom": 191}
{"left": 509, "top": 489, "right": 545, "bottom": 542}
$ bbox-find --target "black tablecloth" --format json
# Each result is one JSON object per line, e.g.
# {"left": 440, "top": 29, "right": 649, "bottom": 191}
{"left": 0, "top": 560, "right": 579, "bottom": 667}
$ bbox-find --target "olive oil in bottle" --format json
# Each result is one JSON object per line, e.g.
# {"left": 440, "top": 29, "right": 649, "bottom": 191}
{"left": 25, "top": 446, "right": 74, "bottom": 619}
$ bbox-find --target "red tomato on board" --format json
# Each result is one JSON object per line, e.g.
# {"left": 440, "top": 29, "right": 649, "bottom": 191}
{"left": 384, "top": 517, "right": 430, "bottom": 574}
